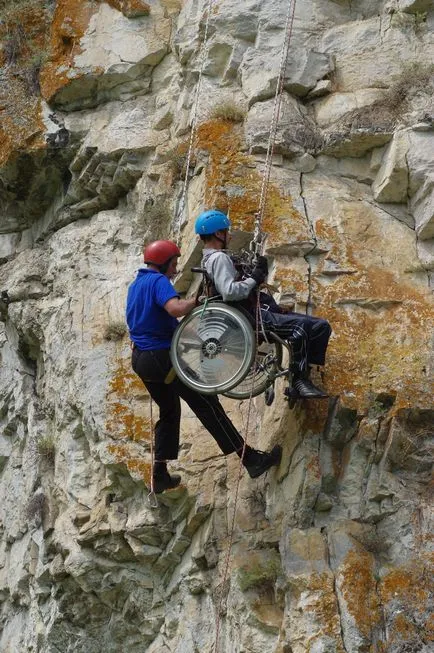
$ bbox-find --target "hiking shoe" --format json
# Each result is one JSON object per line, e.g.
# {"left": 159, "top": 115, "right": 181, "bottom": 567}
{"left": 152, "top": 470, "right": 182, "bottom": 494}
{"left": 292, "top": 378, "right": 328, "bottom": 398}
{"left": 243, "top": 445, "right": 282, "bottom": 479}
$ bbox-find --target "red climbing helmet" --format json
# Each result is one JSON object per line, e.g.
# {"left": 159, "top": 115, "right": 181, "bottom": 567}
{"left": 143, "top": 240, "right": 181, "bottom": 267}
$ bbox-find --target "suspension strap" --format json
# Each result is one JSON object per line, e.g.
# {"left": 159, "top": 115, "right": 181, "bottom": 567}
{"left": 173, "top": 0, "right": 215, "bottom": 245}
{"left": 250, "top": 0, "right": 298, "bottom": 257}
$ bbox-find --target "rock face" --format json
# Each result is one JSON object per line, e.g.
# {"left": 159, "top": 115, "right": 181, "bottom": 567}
{"left": 0, "top": 1, "right": 432, "bottom": 652}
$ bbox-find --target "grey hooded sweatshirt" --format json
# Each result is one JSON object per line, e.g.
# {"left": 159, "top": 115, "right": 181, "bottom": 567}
{"left": 202, "top": 248, "right": 256, "bottom": 302}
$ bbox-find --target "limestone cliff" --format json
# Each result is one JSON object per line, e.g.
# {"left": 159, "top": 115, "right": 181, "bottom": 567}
{"left": 0, "top": 1, "right": 433, "bottom": 651}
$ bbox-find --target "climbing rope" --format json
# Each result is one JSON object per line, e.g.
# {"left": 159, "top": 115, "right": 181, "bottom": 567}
{"left": 214, "top": 291, "right": 262, "bottom": 651}
{"left": 147, "top": 397, "right": 158, "bottom": 509}
{"left": 214, "top": 2, "right": 298, "bottom": 647}
{"left": 173, "top": 0, "right": 215, "bottom": 245}
{"left": 250, "top": 0, "right": 298, "bottom": 257}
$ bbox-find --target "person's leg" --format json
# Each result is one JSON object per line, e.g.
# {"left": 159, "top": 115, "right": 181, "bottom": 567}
{"left": 261, "top": 310, "right": 310, "bottom": 374}
{"left": 143, "top": 380, "right": 181, "bottom": 461}
{"left": 174, "top": 379, "right": 244, "bottom": 454}
{"left": 174, "top": 379, "right": 281, "bottom": 478}
{"left": 132, "top": 348, "right": 181, "bottom": 491}
{"left": 307, "top": 317, "right": 332, "bottom": 367}
{"left": 261, "top": 310, "right": 330, "bottom": 397}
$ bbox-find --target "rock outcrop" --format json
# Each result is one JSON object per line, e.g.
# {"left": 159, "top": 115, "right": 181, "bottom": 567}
{"left": 0, "top": 1, "right": 432, "bottom": 652}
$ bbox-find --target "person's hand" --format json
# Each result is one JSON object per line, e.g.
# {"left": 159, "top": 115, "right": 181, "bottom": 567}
{"left": 255, "top": 255, "right": 268, "bottom": 274}
{"left": 250, "top": 255, "right": 268, "bottom": 286}
{"left": 250, "top": 266, "right": 267, "bottom": 286}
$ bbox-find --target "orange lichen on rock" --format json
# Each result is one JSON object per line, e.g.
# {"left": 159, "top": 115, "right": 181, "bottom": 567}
{"left": 273, "top": 264, "right": 308, "bottom": 299}
{"left": 107, "top": 443, "right": 152, "bottom": 484}
{"left": 195, "top": 119, "right": 308, "bottom": 248}
{"left": 104, "top": 0, "right": 150, "bottom": 17}
{"left": 306, "top": 572, "right": 346, "bottom": 652}
{"left": 106, "top": 355, "right": 151, "bottom": 442}
{"left": 380, "top": 559, "right": 431, "bottom": 605}
{"left": 0, "top": 1, "right": 50, "bottom": 166}
{"left": 380, "top": 557, "right": 433, "bottom": 646}
{"left": 340, "top": 549, "right": 382, "bottom": 640}
{"left": 310, "top": 218, "right": 433, "bottom": 411}
{"left": 302, "top": 400, "right": 331, "bottom": 434}
{"left": 39, "top": 0, "right": 99, "bottom": 102}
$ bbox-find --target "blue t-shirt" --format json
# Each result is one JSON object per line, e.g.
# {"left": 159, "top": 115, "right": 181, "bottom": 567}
{"left": 126, "top": 268, "right": 179, "bottom": 350}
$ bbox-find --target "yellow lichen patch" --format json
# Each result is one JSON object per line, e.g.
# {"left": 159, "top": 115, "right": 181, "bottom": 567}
{"left": 195, "top": 119, "right": 308, "bottom": 248}
{"left": 104, "top": 0, "right": 150, "bottom": 17}
{"left": 107, "top": 443, "right": 152, "bottom": 484}
{"left": 380, "top": 559, "right": 431, "bottom": 605}
{"left": 106, "top": 355, "right": 151, "bottom": 442}
{"left": 302, "top": 400, "right": 331, "bottom": 434}
{"left": 315, "top": 220, "right": 356, "bottom": 274}
{"left": 0, "top": 1, "right": 50, "bottom": 166}
{"left": 39, "top": 0, "right": 99, "bottom": 102}
{"left": 305, "top": 572, "right": 345, "bottom": 651}
{"left": 309, "top": 218, "right": 433, "bottom": 411}
{"left": 392, "top": 613, "right": 418, "bottom": 639}
{"left": 380, "top": 557, "right": 433, "bottom": 646}
{"left": 0, "top": 88, "right": 45, "bottom": 168}
{"left": 340, "top": 549, "right": 382, "bottom": 639}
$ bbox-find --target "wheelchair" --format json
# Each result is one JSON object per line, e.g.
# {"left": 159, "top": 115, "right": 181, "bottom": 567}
{"left": 170, "top": 267, "right": 293, "bottom": 404}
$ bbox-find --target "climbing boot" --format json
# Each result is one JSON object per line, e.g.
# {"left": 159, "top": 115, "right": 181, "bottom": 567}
{"left": 291, "top": 376, "right": 328, "bottom": 399}
{"left": 243, "top": 445, "right": 282, "bottom": 479}
{"left": 152, "top": 463, "right": 181, "bottom": 494}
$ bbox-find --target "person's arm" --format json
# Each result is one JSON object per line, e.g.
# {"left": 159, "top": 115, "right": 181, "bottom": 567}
{"left": 207, "top": 252, "right": 257, "bottom": 302}
{"left": 164, "top": 296, "right": 196, "bottom": 317}
{"left": 154, "top": 275, "right": 196, "bottom": 318}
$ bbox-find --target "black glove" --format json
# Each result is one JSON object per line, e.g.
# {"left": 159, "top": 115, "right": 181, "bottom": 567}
{"left": 250, "top": 255, "right": 268, "bottom": 286}
{"left": 251, "top": 267, "right": 267, "bottom": 286}
{"left": 255, "top": 255, "right": 268, "bottom": 274}
{"left": 250, "top": 268, "right": 266, "bottom": 286}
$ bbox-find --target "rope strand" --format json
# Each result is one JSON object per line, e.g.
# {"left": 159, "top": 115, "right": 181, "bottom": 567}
{"left": 214, "top": 2, "right": 298, "bottom": 646}
{"left": 214, "top": 290, "right": 262, "bottom": 652}
{"left": 254, "top": 0, "right": 297, "bottom": 254}
{"left": 147, "top": 397, "right": 158, "bottom": 508}
{"left": 173, "top": 0, "right": 215, "bottom": 245}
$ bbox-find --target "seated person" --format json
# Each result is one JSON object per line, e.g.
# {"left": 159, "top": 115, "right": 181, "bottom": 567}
{"left": 195, "top": 210, "right": 332, "bottom": 399}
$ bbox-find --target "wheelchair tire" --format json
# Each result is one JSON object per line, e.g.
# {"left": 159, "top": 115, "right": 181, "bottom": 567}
{"left": 170, "top": 302, "right": 256, "bottom": 395}
{"left": 223, "top": 340, "right": 283, "bottom": 400}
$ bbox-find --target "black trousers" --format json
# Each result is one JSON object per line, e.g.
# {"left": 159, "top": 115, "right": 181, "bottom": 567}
{"left": 260, "top": 309, "right": 331, "bottom": 374}
{"left": 132, "top": 348, "right": 245, "bottom": 461}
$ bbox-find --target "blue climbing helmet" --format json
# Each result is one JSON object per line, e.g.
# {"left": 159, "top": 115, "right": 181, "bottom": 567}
{"left": 194, "top": 210, "right": 231, "bottom": 236}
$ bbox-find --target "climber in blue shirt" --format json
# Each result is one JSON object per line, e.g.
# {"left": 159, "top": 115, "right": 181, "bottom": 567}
{"left": 126, "top": 239, "right": 282, "bottom": 494}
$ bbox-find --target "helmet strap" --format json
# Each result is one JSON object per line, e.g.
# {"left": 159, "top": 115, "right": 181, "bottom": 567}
{"left": 158, "top": 259, "right": 170, "bottom": 274}
{"left": 215, "top": 230, "right": 227, "bottom": 249}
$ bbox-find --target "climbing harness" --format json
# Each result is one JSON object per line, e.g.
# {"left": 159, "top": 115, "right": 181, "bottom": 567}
{"left": 173, "top": 0, "right": 216, "bottom": 245}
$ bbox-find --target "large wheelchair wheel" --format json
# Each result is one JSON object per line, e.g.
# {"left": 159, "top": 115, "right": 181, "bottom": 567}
{"left": 223, "top": 340, "right": 283, "bottom": 400}
{"left": 170, "top": 303, "right": 255, "bottom": 395}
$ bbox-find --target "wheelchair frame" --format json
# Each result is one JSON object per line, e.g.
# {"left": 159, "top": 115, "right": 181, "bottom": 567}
{"left": 169, "top": 267, "right": 294, "bottom": 404}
